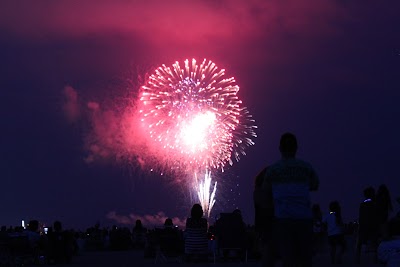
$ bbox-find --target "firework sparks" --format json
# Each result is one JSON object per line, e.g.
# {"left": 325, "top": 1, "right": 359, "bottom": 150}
{"left": 139, "top": 58, "right": 256, "bottom": 171}
{"left": 196, "top": 171, "right": 217, "bottom": 218}
{"left": 139, "top": 58, "right": 256, "bottom": 217}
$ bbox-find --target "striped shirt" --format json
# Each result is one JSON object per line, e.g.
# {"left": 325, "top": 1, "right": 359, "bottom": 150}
{"left": 184, "top": 218, "right": 208, "bottom": 254}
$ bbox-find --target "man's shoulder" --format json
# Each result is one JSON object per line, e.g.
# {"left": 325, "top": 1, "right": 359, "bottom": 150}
{"left": 267, "top": 158, "right": 314, "bottom": 170}
{"left": 360, "top": 201, "right": 377, "bottom": 209}
{"left": 292, "top": 158, "right": 314, "bottom": 168}
{"left": 266, "top": 160, "right": 284, "bottom": 169}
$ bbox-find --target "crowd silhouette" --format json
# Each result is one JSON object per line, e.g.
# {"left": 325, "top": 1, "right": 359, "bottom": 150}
{"left": 253, "top": 133, "right": 400, "bottom": 267}
{"left": 0, "top": 188, "right": 399, "bottom": 266}
{"left": 1, "top": 132, "right": 400, "bottom": 266}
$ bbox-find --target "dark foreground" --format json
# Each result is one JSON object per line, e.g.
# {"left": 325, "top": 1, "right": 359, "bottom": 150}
{"left": 50, "top": 240, "right": 384, "bottom": 267}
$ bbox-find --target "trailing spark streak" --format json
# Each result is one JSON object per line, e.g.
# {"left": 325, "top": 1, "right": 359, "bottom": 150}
{"left": 197, "top": 171, "right": 217, "bottom": 218}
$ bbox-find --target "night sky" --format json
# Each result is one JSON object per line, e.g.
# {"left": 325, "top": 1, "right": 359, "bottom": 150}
{"left": 1, "top": 0, "right": 400, "bottom": 230}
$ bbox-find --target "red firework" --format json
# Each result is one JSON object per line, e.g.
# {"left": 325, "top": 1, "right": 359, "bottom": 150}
{"left": 138, "top": 58, "right": 256, "bottom": 172}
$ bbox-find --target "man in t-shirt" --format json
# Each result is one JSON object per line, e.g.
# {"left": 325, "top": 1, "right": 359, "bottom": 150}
{"left": 263, "top": 132, "right": 319, "bottom": 267}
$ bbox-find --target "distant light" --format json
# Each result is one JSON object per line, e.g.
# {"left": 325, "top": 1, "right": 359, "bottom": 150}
{"left": 21, "top": 220, "right": 25, "bottom": 229}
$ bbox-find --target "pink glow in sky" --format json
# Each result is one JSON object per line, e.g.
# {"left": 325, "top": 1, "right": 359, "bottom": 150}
{"left": 70, "top": 58, "right": 256, "bottom": 180}
{"left": 0, "top": 0, "right": 350, "bottom": 64}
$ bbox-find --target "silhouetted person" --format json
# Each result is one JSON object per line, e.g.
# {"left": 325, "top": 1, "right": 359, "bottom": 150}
{"left": 154, "top": 217, "right": 183, "bottom": 262}
{"left": 25, "top": 220, "right": 41, "bottom": 247}
{"left": 254, "top": 167, "right": 276, "bottom": 267}
{"left": 164, "top": 218, "right": 173, "bottom": 228}
{"left": 376, "top": 184, "right": 393, "bottom": 240}
{"left": 388, "top": 197, "right": 400, "bottom": 236}
{"left": 254, "top": 167, "right": 274, "bottom": 234}
{"left": 312, "top": 203, "right": 323, "bottom": 255}
{"left": 163, "top": 217, "right": 183, "bottom": 242}
{"left": 48, "top": 220, "right": 73, "bottom": 264}
{"left": 323, "top": 201, "right": 346, "bottom": 264}
{"left": 133, "top": 219, "right": 145, "bottom": 231}
{"left": 132, "top": 219, "right": 147, "bottom": 248}
{"left": 26, "top": 219, "right": 49, "bottom": 262}
{"left": 0, "top": 225, "right": 7, "bottom": 241}
{"left": 16, "top": 220, "right": 45, "bottom": 265}
{"left": 184, "top": 204, "right": 208, "bottom": 261}
{"left": 262, "top": 132, "right": 319, "bottom": 267}
{"left": 231, "top": 209, "right": 247, "bottom": 242}
{"left": 49, "top": 221, "right": 64, "bottom": 263}
{"left": 215, "top": 210, "right": 246, "bottom": 260}
{"left": 356, "top": 186, "right": 379, "bottom": 264}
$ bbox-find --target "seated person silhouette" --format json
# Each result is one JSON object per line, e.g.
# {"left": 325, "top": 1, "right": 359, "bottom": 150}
{"left": 25, "top": 220, "right": 41, "bottom": 248}
{"left": 215, "top": 209, "right": 247, "bottom": 260}
{"left": 19, "top": 220, "right": 47, "bottom": 264}
{"left": 15, "top": 220, "right": 47, "bottom": 266}
{"left": 132, "top": 219, "right": 147, "bottom": 249}
{"left": 48, "top": 221, "right": 74, "bottom": 264}
{"left": 155, "top": 218, "right": 183, "bottom": 262}
{"left": 184, "top": 204, "right": 208, "bottom": 262}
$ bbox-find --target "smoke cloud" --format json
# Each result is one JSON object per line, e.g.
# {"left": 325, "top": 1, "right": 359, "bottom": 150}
{"left": 0, "top": 0, "right": 347, "bottom": 47}
{"left": 106, "top": 211, "right": 186, "bottom": 228}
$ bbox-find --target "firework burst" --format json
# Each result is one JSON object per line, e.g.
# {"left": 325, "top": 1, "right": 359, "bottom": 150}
{"left": 138, "top": 59, "right": 256, "bottom": 217}
{"left": 139, "top": 58, "right": 256, "bottom": 172}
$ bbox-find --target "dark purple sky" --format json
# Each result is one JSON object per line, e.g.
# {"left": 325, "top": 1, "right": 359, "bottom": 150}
{"left": 1, "top": 0, "right": 400, "bottom": 230}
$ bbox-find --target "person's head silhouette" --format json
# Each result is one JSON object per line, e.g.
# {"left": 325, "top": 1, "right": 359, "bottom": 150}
{"left": 54, "top": 221, "right": 62, "bottom": 232}
{"left": 135, "top": 219, "right": 143, "bottom": 228}
{"left": 279, "top": 132, "right": 297, "bottom": 158}
{"left": 164, "top": 218, "right": 173, "bottom": 228}
{"left": 191, "top": 204, "right": 204, "bottom": 220}
{"left": 363, "top": 186, "right": 375, "bottom": 201}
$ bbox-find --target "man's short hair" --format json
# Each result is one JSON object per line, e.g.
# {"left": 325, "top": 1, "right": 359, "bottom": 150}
{"left": 280, "top": 132, "right": 298, "bottom": 153}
